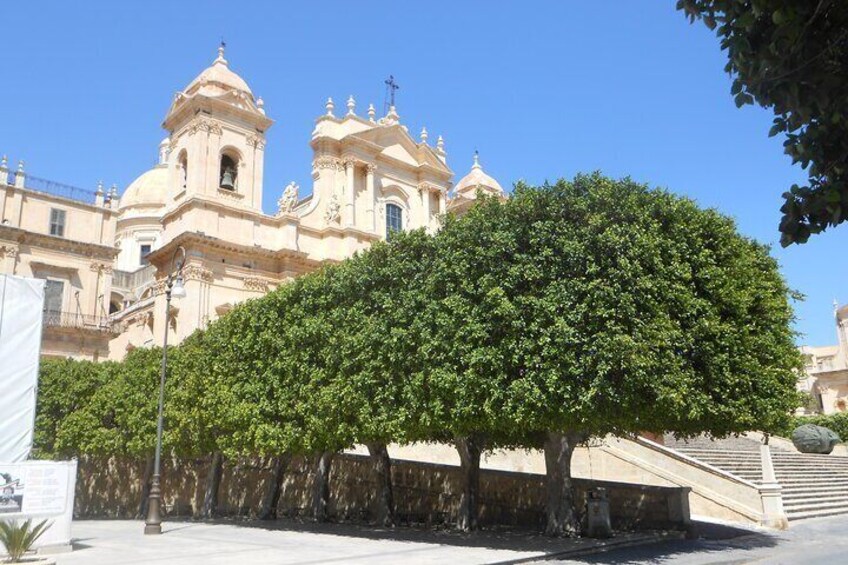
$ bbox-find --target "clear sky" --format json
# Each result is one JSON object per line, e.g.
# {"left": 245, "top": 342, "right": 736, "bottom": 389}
{"left": 2, "top": 1, "right": 845, "bottom": 345}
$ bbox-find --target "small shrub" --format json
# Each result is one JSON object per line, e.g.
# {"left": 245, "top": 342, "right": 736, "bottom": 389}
{"left": 0, "top": 519, "right": 50, "bottom": 562}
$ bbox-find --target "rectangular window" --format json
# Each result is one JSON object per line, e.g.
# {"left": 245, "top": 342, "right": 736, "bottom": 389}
{"left": 44, "top": 279, "right": 64, "bottom": 314}
{"left": 386, "top": 203, "right": 403, "bottom": 240}
{"left": 140, "top": 244, "right": 152, "bottom": 266}
{"left": 49, "top": 209, "right": 66, "bottom": 237}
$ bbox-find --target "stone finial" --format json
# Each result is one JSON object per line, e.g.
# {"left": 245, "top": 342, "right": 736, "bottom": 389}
{"left": 14, "top": 160, "right": 25, "bottom": 188}
{"left": 0, "top": 155, "right": 7, "bottom": 169}
{"left": 347, "top": 95, "right": 356, "bottom": 116}
{"left": 96, "top": 180, "right": 104, "bottom": 195}
{"left": 257, "top": 97, "right": 265, "bottom": 115}
{"left": 420, "top": 127, "right": 428, "bottom": 144}
{"left": 436, "top": 135, "right": 445, "bottom": 153}
{"left": 110, "top": 183, "right": 118, "bottom": 199}
{"left": 216, "top": 44, "right": 227, "bottom": 66}
{"left": 95, "top": 180, "right": 105, "bottom": 206}
{"left": 835, "top": 299, "right": 840, "bottom": 316}
{"left": 326, "top": 97, "right": 335, "bottom": 117}
{"left": 472, "top": 150, "right": 481, "bottom": 170}
{"left": 368, "top": 104, "right": 376, "bottom": 123}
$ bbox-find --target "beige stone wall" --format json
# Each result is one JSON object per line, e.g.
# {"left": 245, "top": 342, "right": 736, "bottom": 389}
{"left": 74, "top": 453, "right": 690, "bottom": 532}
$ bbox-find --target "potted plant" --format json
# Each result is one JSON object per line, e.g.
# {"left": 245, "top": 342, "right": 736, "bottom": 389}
{"left": 0, "top": 519, "right": 52, "bottom": 563}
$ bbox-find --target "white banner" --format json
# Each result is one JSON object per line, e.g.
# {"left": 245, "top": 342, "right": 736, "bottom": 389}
{"left": 0, "top": 274, "right": 45, "bottom": 462}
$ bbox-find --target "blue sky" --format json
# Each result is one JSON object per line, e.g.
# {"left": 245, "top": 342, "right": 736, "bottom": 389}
{"left": 2, "top": 1, "right": 845, "bottom": 345}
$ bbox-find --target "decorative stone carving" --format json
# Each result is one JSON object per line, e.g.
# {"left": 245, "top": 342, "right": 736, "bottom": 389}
{"left": 366, "top": 163, "right": 377, "bottom": 174}
{"left": 182, "top": 265, "right": 213, "bottom": 282}
{"left": 188, "top": 118, "right": 223, "bottom": 136}
{"left": 277, "top": 182, "right": 299, "bottom": 215}
{"left": 792, "top": 424, "right": 840, "bottom": 454}
{"left": 246, "top": 133, "right": 266, "bottom": 150}
{"left": 90, "top": 262, "right": 113, "bottom": 275}
{"left": 314, "top": 156, "right": 342, "bottom": 171}
{"left": 0, "top": 244, "right": 18, "bottom": 258}
{"left": 243, "top": 277, "right": 270, "bottom": 292}
{"left": 325, "top": 194, "right": 341, "bottom": 224}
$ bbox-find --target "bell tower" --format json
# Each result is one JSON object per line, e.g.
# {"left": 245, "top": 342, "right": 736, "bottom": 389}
{"left": 161, "top": 45, "right": 273, "bottom": 212}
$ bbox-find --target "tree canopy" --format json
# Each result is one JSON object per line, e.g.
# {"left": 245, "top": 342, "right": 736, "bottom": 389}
{"left": 34, "top": 173, "right": 803, "bottom": 534}
{"left": 678, "top": 1, "right": 848, "bottom": 245}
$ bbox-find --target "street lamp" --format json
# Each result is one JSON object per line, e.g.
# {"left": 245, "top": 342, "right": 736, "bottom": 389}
{"left": 144, "top": 245, "right": 186, "bottom": 535}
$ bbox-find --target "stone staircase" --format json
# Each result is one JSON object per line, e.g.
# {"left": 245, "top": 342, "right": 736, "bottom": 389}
{"left": 665, "top": 435, "right": 848, "bottom": 521}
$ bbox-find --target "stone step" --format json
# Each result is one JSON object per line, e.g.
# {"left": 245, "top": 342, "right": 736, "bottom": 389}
{"left": 781, "top": 485, "right": 848, "bottom": 494}
{"left": 782, "top": 494, "right": 848, "bottom": 505}
{"left": 783, "top": 500, "right": 848, "bottom": 512}
{"left": 787, "top": 507, "right": 848, "bottom": 520}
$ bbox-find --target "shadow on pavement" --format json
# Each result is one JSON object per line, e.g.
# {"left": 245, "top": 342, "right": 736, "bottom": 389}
{"left": 562, "top": 520, "right": 781, "bottom": 564}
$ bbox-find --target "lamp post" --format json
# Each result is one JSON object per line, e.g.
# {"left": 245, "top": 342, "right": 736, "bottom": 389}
{"left": 144, "top": 245, "right": 187, "bottom": 535}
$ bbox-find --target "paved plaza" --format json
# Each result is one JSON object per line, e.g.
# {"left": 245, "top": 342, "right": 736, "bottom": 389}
{"left": 48, "top": 514, "right": 848, "bottom": 564}
{"left": 53, "top": 520, "right": 674, "bottom": 565}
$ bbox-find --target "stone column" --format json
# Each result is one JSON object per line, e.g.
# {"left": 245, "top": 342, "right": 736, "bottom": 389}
{"left": 344, "top": 158, "right": 356, "bottom": 227}
{"left": 420, "top": 185, "right": 431, "bottom": 233}
{"left": 365, "top": 164, "right": 376, "bottom": 233}
{"left": 438, "top": 188, "right": 446, "bottom": 217}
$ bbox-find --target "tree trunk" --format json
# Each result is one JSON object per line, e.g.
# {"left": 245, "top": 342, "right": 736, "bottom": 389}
{"left": 455, "top": 434, "right": 483, "bottom": 532}
{"left": 201, "top": 452, "right": 224, "bottom": 519}
{"left": 367, "top": 442, "right": 395, "bottom": 527}
{"left": 258, "top": 454, "right": 291, "bottom": 520}
{"left": 544, "top": 431, "right": 587, "bottom": 536}
{"left": 311, "top": 451, "right": 335, "bottom": 523}
{"left": 136, "top": 455, "right": 154, "bottom": 519}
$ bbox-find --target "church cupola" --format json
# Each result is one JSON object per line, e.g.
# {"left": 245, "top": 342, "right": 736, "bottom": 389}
{"left": 161, "top": 45, "right": 273, "bottom": 212}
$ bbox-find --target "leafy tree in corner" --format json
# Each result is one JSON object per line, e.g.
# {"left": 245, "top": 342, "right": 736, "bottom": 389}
{"left": 678, "top": 1, "right": 848, "bottom": 246}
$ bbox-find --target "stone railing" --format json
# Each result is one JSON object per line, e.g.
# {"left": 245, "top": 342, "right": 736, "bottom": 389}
{"left": 42, "top": 311, "right": 116, "bottom": 334}
{"left": 113, "top": 265, "right": 156, "bottom": 293}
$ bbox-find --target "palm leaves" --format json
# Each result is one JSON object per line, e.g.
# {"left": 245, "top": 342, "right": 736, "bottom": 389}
{"left": 0, "top": 519, "right": 51, "bottom": 562}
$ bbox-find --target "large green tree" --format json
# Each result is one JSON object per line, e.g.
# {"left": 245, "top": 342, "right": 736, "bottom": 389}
{"left": 678, "top": 1, "right": 848, "bottom": 245}
{"left": 431, "top": 174, "right": 802, "bottom": 534}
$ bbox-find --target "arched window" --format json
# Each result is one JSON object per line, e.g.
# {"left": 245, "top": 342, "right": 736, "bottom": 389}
{"left": 386, "top": 203, "right": 403, "bottom": 239}
{"left": 178, "top": 150, "right": 188, "bottom": 190}
{"left": 219, "top": 153, "right": 238, "bottom": 191}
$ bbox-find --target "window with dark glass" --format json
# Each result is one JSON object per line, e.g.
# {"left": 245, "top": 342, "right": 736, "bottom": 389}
{"left": 44, "top": 280, "right": 64, "bottom": 315}
{"left": 386, "top": 203, "right": 403, "bottom": 239}
{"left": 140, "top": 244, "right": 152, "bottom": 266}
{"left": 49, "top": 208, "right": 66, "bottom": 237}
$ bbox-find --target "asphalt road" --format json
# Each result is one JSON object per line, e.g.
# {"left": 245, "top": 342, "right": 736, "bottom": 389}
{"left": 549, "top": 515, "right": 848, "bottom": 564}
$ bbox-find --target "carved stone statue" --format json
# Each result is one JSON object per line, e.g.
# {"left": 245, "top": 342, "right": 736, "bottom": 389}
{"left": 277, "top": 182, "right": 299, "bottom": 215}
{"left": 325, "top": 193, "right": 341, "bottom": 224}
{"left": 792, "top": 424, "right": 840, "bottom": 454}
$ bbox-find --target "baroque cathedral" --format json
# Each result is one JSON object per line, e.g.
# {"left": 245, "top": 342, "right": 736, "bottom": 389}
{"left": 0, "top": 46, "right": 505, "bottom": 360}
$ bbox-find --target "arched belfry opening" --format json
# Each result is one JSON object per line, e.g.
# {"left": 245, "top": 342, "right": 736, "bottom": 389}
{"left": 178, "top": 150, "right": 188, "bottom": 190}
{"left": 219, "top": 151, "right": 239, "bottom": 191}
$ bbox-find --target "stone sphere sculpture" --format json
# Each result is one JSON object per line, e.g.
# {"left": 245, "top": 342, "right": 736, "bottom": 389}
{"left": 791, "top": 424, "right": 841, "bottom": 454}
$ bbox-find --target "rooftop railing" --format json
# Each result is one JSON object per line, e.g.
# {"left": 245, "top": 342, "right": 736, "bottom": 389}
{"left": 2, "top": 169, "right": 111, "bottom": 207}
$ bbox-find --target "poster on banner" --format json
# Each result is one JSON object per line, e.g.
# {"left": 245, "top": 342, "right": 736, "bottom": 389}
{"left": 0, "top": 462, "right": 69, "bottom": 517}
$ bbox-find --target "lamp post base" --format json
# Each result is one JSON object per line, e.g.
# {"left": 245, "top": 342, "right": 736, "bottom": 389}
{"left": 144, "top": 474, "right": 164, "bottom": 535}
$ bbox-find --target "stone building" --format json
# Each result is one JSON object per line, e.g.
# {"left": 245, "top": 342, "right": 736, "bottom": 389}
{"left": 799, "top": 302, "right": 848, "bottom": 414}
{"left": 0, "top": 46, "right": 505, "bottom": 360}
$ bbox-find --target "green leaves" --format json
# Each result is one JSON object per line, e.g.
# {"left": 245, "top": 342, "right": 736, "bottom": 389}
{"left": 679, "top": 1, "right": 848, "bottom": 245}
{"left": 34, "top": 174, "right": 801, "bottom": 462}
{"left": 0, "top": 519, "right": 51, "bottom": 562}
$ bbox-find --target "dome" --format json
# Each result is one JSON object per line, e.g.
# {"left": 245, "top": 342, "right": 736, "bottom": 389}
{"left": 120, "top": 165, "right": 168, "bottom": 210}
{"left": 184, "top": 46, "right": 253, "bottom": 99}
{"left": 454, "top": 152, "right": 504, "bottom": 196}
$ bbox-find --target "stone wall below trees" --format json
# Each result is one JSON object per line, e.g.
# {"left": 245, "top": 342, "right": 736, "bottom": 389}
{"left": 74, "top": 453, "right": 691, "bottom": 532}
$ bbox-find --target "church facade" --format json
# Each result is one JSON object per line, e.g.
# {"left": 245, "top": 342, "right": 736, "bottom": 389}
{"left": 0, "top": 47, "right": 505, "bottom": 360}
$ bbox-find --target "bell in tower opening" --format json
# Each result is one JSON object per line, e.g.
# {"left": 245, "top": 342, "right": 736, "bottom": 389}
{"left": 220, "top": 154, "right": 238, "bottom": 190}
